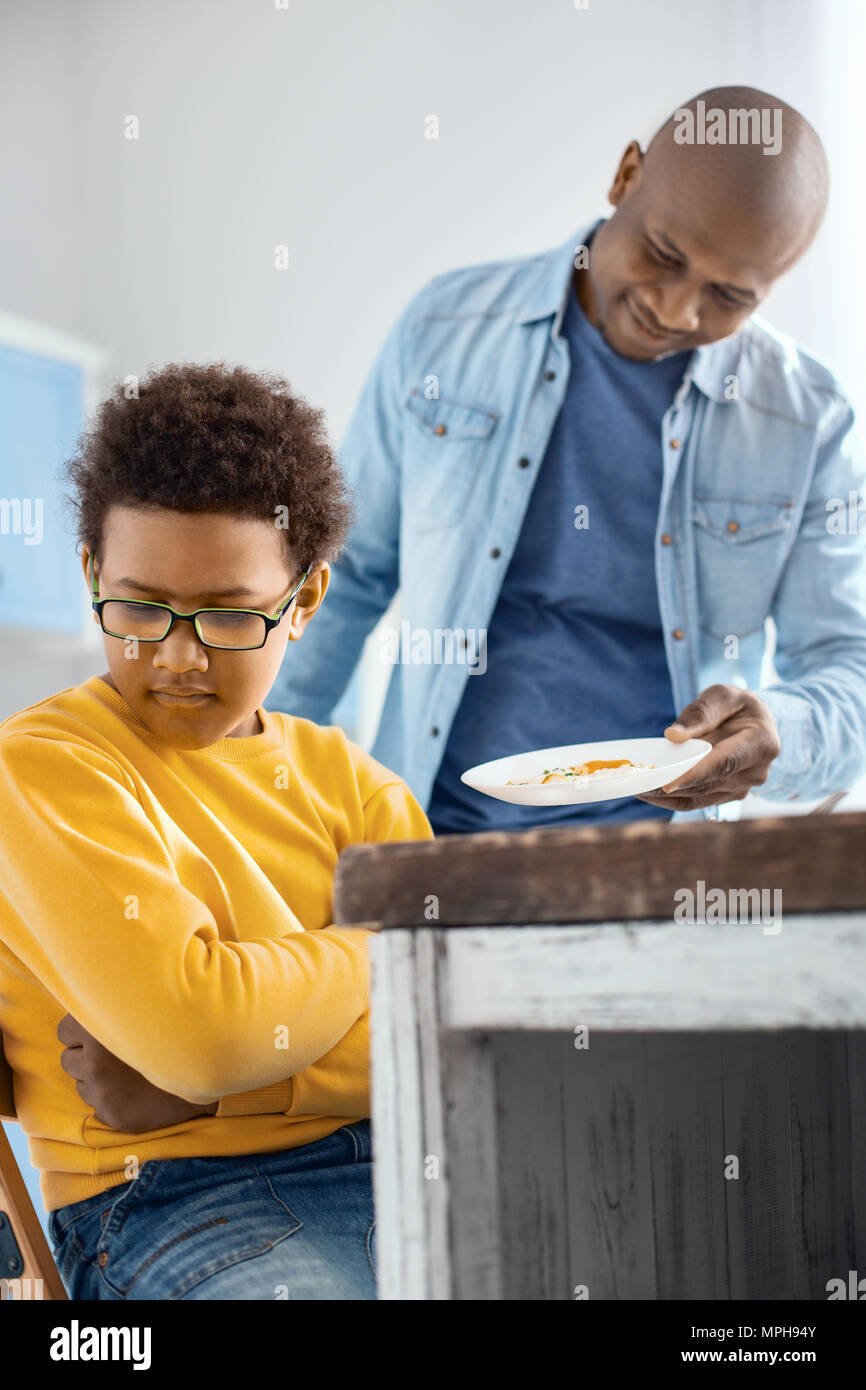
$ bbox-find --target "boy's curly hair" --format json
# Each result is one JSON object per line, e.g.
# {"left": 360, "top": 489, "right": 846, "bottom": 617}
{"left": 62, "top": 361, "right": 353, "bottom": 571}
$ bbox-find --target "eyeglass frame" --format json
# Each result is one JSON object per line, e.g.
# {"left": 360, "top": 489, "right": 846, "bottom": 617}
{"left": 88, "top": 551, "right": 311, "bottom": 651}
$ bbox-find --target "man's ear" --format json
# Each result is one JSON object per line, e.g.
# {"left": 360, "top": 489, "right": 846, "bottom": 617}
{"left": 287, "top": 562, "right": 331, "bottom": 640}
{"left": 608, "top": 140, "right": 644, "bottom": 206}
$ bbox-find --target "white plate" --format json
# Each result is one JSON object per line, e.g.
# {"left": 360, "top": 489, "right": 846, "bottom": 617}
{"left": 460, "top": 737, "right": 713, "bottom": 806}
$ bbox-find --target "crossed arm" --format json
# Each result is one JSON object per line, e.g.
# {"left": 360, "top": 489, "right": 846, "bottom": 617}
{"left": 0, "top": 734, "right": 430, "bottom": 1133}
{"left": 57, "top": 989, "right": 376, "bottom": 1132}
{"left": 58, "top": 1012, "right": 220, "bottom": 1131}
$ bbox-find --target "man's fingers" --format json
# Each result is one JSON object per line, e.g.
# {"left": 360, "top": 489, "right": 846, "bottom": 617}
{"left": 665, "top": 684, "right": 744, "bottom": 741}
{"left": 661, "top": 757, "right": 775, "bottom": 798}
{"left": 636, "top": 787, "right": 749, "bottom": 810}
{"left": 658, "top": 732, "right": 753, "bottom": 793}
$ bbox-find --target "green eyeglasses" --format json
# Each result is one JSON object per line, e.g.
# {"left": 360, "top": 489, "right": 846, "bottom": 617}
{"left": 89, "top": 552, "right": 311, "bottom": 651}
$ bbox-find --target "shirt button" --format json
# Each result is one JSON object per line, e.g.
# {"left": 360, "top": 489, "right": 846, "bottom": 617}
{"left": 670, "top": 438, "right": 681, "bottom": 449}
{"left": 490, "top": 547, "right": 501, "bottom": 559}
{"left": 661, "top": 533, "right": 672, "bottom": 545}
{"left": 518, "top": 457, "right": 530, "bottom": 468}
{"left": 727, "top": 520, "right": 739, "bottom": 533}
{"left": 434, "top": 424, "right": 447, "bottom": 436}
{"left": 98, "top": 1251, "right": 109, "bottom": 1267}
{"left": 673, "top": 628, "right": 684, "bottom": 640}
{"left": 431, "top": 726, "right": 439, "bottom": 737}
{"left": 544, "top": 370, "right": 556, "bottom": 381}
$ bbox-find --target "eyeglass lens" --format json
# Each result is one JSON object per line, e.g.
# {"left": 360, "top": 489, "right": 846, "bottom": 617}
{"left": 100, "top": 601, "right": 267, "bottom": 649}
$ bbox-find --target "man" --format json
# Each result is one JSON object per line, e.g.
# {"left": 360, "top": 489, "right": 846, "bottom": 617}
{"left": 271, "top": 85, "right": 866, "bottom": 831}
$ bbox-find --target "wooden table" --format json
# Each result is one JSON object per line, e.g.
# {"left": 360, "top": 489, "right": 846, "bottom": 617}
{"left": 333, "top": 813, "right": 866, "bottom": 1300}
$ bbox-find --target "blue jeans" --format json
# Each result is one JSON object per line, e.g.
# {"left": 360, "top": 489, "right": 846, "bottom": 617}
{"left": 47, "top": 1121, "right": 376, "bottom": 1300}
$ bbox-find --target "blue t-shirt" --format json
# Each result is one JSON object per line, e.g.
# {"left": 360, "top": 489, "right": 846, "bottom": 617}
{"left": 427, "top": 280, "right": 692, "bottom": 834}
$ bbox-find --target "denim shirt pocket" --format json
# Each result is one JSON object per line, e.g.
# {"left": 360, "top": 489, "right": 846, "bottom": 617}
{"left": 402, "top": 389, "right": 499, "bottom": 530}
{"left": 692, "top": 491, "right": 795, "bottom": 640}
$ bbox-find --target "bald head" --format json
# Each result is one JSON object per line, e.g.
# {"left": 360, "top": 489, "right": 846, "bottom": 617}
{"left": 646, "top": 87, "right": 829, "bottom": 268}
{"left": 573, "top": 85, "right": 830, "bottom": 361}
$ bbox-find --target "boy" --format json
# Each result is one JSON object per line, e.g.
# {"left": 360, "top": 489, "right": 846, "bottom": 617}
{"left": 0, "top": 362, "right": 432, "bottom": 1300}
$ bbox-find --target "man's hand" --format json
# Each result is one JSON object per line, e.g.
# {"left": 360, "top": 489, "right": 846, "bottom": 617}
{"left": 635, "top": 684, "right": 782, "bottom": 811}
{"left": 57, "top": 1014, "right": 218, "bottom": 1133}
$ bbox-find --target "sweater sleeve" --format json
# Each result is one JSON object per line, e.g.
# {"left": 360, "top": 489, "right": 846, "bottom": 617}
{"left": 215, "top": 778, "right": 433, "bottom": 1117}
{"left": 0, "top": 733, "right": 371, "bottom": 1104}
{"left": 216, "top": 1011, "right": 370, "bottom": 1119}
{"left": 216, "top": 1078, "right": 295, "bottom": 1117}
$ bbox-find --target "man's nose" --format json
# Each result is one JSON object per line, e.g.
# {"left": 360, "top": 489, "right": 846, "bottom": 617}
{"left": 649, "top": 282, "right": 701, "bottom": 335}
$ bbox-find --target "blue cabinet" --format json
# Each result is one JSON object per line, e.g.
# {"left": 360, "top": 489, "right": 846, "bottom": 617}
{"left": 0, "top": 347, "right": 85, "bottom": 631}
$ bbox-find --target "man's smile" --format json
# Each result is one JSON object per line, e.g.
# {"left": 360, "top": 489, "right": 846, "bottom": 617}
{"left": 624, "top": 292, "right": 688, "bottom": 348}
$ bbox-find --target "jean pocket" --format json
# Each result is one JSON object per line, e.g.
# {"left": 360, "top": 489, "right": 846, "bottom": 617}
{"left": 48, "top": 1175, "right": 142, "bottom": 1248}
{"left": 95, "top": 1168, "right": 304, "bottom": 1300}
{"left": 49, "top": 1183, "right": 136, "bottom": 1291}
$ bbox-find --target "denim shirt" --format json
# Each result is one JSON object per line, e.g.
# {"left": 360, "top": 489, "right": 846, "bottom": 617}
{"left": 269, "top": 220, "right": 866, "bottom": 823}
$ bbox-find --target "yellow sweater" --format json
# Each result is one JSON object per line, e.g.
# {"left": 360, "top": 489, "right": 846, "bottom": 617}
{"left": 0, "top": 675, "right": 432, "bottom": 1211}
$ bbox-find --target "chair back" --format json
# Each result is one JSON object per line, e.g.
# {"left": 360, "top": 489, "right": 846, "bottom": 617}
{"left": 0, "top": 1031, "right": 68, "bottom": 1299}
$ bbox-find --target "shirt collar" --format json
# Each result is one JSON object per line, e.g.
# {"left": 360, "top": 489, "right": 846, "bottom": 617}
{"left": 517, "top": 219, "right": 746, "bottom": 404}
{"left": 514, "top": 218, "right": 602, "bottom": 331}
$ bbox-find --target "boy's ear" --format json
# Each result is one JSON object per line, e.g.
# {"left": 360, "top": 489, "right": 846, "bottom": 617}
{"left": 80, "top": 546, "right": 98, "bottom": 595}
{"left": 288, "top": 562, "right": 330, "bottom": 639}
{"left": 81, "top": 547, "right": 103, "bottom": 627}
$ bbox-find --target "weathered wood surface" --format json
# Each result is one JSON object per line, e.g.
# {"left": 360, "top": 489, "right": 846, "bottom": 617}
{"left": 370, "top": 927, "right": 866, "bottom": 1300}
{"left": 370, "top": 931, "right": 503, "bottom": 1299}
{"left": 494, "top": 1027, "right": 862, "bottom": 1300}
{"left": 439, "top": 916, "right": 866, "bottom": 1030}
{"left": 848, "top": 1032, "right": 866, "bottom": 1271}
{"left": 369, "top": 929, "right": 437, "bottom": 1299}
{"left": 335, "top": 811, "right": 866, "bottom": 927}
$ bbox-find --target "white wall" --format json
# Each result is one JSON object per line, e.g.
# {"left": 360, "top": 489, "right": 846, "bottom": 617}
{"left": 3, "top": 0, "right": 857, "bottom": 426}
{"left": 0, "top": 3, "right": 87, "bottom": 338}
{"left": 730, "top": 0, "right": 866, "bottom": 421}
{"left": 0, "top": 0, "right": 762, "bottom": 436}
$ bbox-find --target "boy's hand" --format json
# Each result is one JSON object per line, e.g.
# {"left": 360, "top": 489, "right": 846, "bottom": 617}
{"left": 57, "top": 1013, "right": 218, "bottom": 1132}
